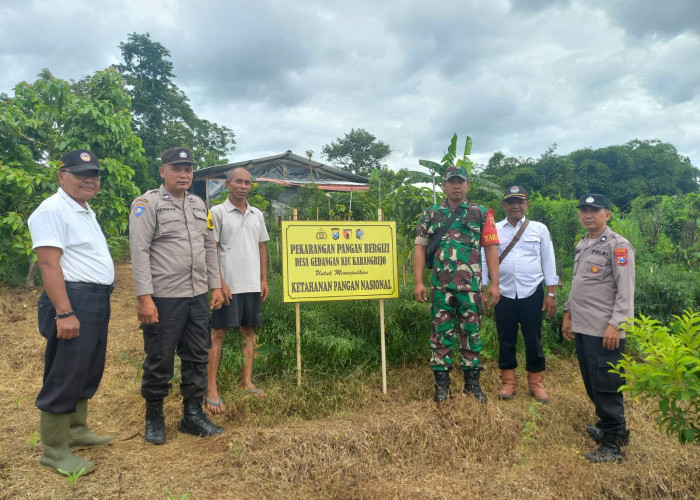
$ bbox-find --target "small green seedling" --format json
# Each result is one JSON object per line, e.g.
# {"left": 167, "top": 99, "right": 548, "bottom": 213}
{"left": 26, "top": 431, "right": 40, "bottom": 448}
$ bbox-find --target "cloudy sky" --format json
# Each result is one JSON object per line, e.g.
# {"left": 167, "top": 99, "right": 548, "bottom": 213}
{"left": 2, "top": 0, "right": 699, "bottom": 171}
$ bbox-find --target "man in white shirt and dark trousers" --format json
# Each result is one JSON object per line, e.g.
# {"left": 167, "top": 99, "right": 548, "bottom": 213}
{"left": 482, "top": 186, "right": 558, "bottom": 402}
{"left": 28, "top": 149, "right": 115, "bottom": 476}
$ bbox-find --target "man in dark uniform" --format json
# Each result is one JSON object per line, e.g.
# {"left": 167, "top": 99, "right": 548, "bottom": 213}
{"left": 28, "top": 149, "right": 115, "bottom": 475}
{"left": 562, "top": 193, "right": 635, "bottom": 463}
{"left": 129, "top": 147, "right": 225, "bottom": 445}
{"left": 414, "top": 165, "right": 501, "bottom": 403}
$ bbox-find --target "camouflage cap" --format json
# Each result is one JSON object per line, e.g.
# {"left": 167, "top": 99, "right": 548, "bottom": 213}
{"left": 578, "top": 193, "right": 611, "bottom": 209}
{"left": 444, "top": 165, "right": 468, "bottom": 181}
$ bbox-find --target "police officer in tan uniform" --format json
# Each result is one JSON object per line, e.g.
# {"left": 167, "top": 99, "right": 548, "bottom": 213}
{"left": 129, "top": 147, "right": 224, "bottom": 445}
{"left": 562, "top": 193, "right": 634, "bottom": 463}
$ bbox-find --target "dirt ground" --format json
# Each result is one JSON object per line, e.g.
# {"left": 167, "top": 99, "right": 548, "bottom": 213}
{"left": 0, "top": 263, "right": 698, "bottom": 500}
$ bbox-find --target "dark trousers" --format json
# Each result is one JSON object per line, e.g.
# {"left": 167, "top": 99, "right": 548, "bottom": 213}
{"left": 36, "top": 287, "right": 111, "bottom": 414}
{"left": 141, "top": 294, "right": 211, "bottom": 401}
{"left": 493, "top": 284, "right": 545, "bottom": 372}
{"left": 575, "top": 333, "right": 627, "bottom": 434}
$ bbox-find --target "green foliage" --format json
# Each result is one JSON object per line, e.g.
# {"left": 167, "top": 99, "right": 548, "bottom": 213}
{"left": 634, "top": 266, "right": 700, "bottom": 322}
{"left": 612, "top": 311, "right": 700, "bottom": 444}
{"left": 115, "top": 32, "right": 236, "bottom": 190}
{"left": 321, "top": 128, "right": 391, "bottom": 177}
{"left": 0, "top": 69, "right": 142, "bottom": 283}
{"left": 58, "top": 467, "right": 87, "bottom": 484}
{"left": 26, "top": 431, "right": 40, "bottom": 448}
{"left": 482, "top": 140, "right": 699, "bottom": 210}
{"left": 624, "top": 193, "right": 700, "bottom": 267}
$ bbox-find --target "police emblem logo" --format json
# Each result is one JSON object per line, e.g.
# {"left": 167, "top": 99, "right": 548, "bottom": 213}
{"left": 510, "top": 186, "right": 519, "bottom": 193}
{"left": 614, "top": 248, "right": 628, "bottom": 266}
{"left": 586, "top": 196, "right": 594, "bottom": 203}
{"left": 331, "top": 227, "right": 340, "bottom": 240}
{"left": 80, "top": 152, "right": 91, "bottom": 162}
{"left": 316, "top": 229, "right": 327, "bottom": 240}
{"left": 600, "top": 236, "right": 607, "bottom": 242}
{"left": 134, "top": 206, "right": 145, "bottom": 218}
{"left": 179, "top": 151, "right": 188, "bottom": 158}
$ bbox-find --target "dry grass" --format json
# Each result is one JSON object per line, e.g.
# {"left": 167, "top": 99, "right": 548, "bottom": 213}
{"left": 0, "top": 264, "right": 698, "bottom": 499}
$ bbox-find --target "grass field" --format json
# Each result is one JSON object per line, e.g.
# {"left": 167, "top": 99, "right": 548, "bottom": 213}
{"left": 0, "top": 264, "right": 698, "bottom": 499}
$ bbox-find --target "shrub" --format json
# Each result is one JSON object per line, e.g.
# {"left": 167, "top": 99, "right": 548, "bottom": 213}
{"left": 635, "top": 266, "right": 700, "bottom": 322}
{"left": 612, "top": 310, "right": 700, "bottom": 444}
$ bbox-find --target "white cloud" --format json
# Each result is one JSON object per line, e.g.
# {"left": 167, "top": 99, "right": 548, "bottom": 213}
{"left": 1, "top": 0, "right": 699, "bottom": 171}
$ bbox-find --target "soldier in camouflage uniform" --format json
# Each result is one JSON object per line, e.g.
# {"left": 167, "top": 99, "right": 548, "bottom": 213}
{"left": 414, "top": 165, "right": 501, "bottom": 403}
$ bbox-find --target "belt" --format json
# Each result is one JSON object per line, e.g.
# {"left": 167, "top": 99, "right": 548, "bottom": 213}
{"left": 65, "top": 281, "right": 115, "bottom": 294}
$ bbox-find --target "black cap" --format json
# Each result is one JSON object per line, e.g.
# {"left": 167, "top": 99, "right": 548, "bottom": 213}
{"left": 58, "top": 149, "right": 101, "bottom": 173}
{"left": 503, "top": 186, "right": 528, "bottom": 201}
{"left": 160, "top": 147, "right": 194, "bottom": 165}
{"left": 578, "top": 193, "right": 611, "bottom": 209}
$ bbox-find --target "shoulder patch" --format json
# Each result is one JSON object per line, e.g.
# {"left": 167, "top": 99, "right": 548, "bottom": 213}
{"left": 614, "top": 247, "right": 628, "bottom": 266}
{"left": 134, "top": 205, "right": 145, "bottom": 218}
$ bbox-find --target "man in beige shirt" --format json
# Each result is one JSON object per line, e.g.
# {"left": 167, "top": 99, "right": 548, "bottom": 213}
{"left": 563, "top": 193, "right": 635, "bottom": 463}
{"left": 129, "top": 147, "right": 224, "bottom": 445}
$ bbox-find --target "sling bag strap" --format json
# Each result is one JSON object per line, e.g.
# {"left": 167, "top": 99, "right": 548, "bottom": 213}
{"left": 425, "top": 205, "right": 465, "bottom": 268}
{"left": 498, "top": 219, "right": 529, "bottom": 264}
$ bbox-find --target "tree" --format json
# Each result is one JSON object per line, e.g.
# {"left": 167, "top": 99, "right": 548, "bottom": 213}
{"left": 321, "top": 128, "right": 391, "bottom": 177}
{"left": 0, "top": 68, "right": 143, "bottom": 283}
{"left": 115, "top": 33, "right": 236, "bottom": 189}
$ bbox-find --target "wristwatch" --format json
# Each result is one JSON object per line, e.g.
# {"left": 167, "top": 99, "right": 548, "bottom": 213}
{"left": 547, "top": 293, "right": 557, "bottom": 299}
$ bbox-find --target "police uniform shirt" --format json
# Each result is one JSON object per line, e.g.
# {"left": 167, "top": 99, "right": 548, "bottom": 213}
{"left": 129, "top": 185, "right": 221, "bottom": 298}
{"left": 481, "top": 216, "right": 559, "bottom": 299}
{"left": 28, "top": 187, "right": 114, "bottom": 285}
{"left": 564, "top": 226, "right": 635, "bottom": 338}
{"left": 210, "top": 199, "right": 269, "bottom": 295}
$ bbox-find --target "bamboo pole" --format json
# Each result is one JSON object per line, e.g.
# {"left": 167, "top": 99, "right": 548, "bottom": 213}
{"left": 293, "top": 209, "right": 302, "bottom": 386}
{"left": 378, "top": 208, "right": 387, "bottom": 394}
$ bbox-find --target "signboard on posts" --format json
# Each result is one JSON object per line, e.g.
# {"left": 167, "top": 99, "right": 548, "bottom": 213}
{"left": 281, "top": 221, "right": 399, "bottom": 302}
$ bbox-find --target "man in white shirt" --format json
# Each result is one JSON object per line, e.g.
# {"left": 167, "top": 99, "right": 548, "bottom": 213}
{"left": 206, "top": 167, "right": 270, "bottom": 413}
{"left": 27, "top": 149, "right": 115, "bottom": 476}
{"left": 482, "top": 186, "right": 558, "bottom": 402}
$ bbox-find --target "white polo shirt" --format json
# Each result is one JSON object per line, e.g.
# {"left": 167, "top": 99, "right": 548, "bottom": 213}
{"left": 481, "top": 216, "right": 558, "bottom": 299}
{"left": 28, "top": 188, "right": 114, "bottom": 285}
{"left": 210, "top": 199, "right": 269, "bottom": 294}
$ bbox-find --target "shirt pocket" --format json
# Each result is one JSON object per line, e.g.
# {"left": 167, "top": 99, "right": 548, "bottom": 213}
{"left": 192, "top": 209, "right": 209, "bottom": 234}
{"left": 522, "top": 234, "right": 541, "bottom": 252}
{"left": 582, "top": 254, "right": 609, "bottom": 280}
{"left": 156, "top": 210, "right": 182, "bottom": 237}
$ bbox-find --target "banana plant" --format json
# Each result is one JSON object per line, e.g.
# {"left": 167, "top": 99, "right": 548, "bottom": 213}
{"left": 416, "top": 134, "right": 500, "bottom": 204}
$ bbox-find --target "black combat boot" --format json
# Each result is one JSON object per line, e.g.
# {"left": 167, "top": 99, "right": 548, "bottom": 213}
{"left": 144, "top": 399, "right": 166, "bottom": 445}
{"left": 433, "top": 370, "right": 451, "bottom": 402}
{"left": 586, "top": 425, "right": 630, "bottom": 446}
{"left": 585, "top": 432, "right": 628, "bottom": 463}
{"left": 463, "top": 369, "right": 487, "bottom": 403}
{"left": 178, "top": 398, "right": 224, "bottom": 437}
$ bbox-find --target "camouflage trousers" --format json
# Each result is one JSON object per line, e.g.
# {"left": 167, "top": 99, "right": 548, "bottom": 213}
{"left": 429, "top": 288, "right": 483, "bottom": 371}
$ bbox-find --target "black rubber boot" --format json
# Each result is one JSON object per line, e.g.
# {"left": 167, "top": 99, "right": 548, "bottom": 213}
{"left": 585, "top": 432, "right": 627, "bottom": 463}
{"left": 433, "top": 370, "right": 451, "bottom": 403}
{"left": 144, "top": 399, "right": 166, "bottom": 445}
{"left": 177, "top": 398, "right": 224, "bottom": 437}
{"left": 586, "top": 425, "right": 630, "bottom": 446}
{"left": 463, "top": 369, "right": 487, "bottom": 403}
